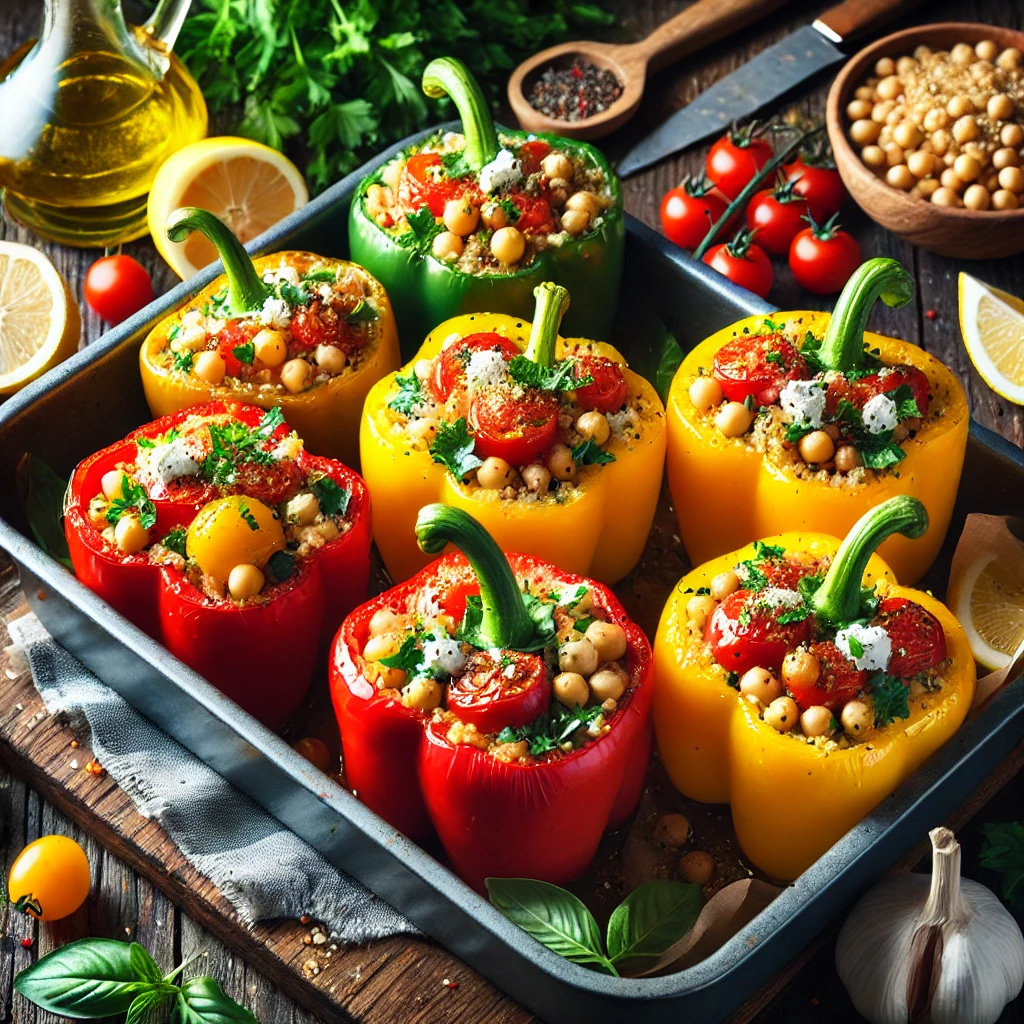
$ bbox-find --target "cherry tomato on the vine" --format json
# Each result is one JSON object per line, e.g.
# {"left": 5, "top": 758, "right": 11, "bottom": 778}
{"left": 660, "top": 174, "right": 730, "bottom": 250}
{"left": 702, "top": 228, "right": 774, "bottom": 298}
{"left": 706, "top": 127, "right": 774, "bottom": 199}
{"left": 788, "top": 214, "right": 862, "bottom": 295}
{"left": 7, "top": 835, "right": 91, "bottom": 921}
{"left": 783, "top": 157, "right": 846, "bottom": 222}
{"left": 84, "top": 254, "right": 154, "bottom": 326}
{"left": 744, "top": 178, "right": 809, "bottom": 255}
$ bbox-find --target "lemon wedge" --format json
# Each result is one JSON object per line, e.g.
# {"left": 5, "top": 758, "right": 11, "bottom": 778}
{"left": 949, "top": 552, "right": 1024, "bottom": 671}
{"left": 0, "top": 241, "right": 80, "bottom": 396}
{"left": 148, "top": 137, "right": 308, "bottom": 280}
{"left": 958, "top": 272, "right": 1024, "bottom": 404}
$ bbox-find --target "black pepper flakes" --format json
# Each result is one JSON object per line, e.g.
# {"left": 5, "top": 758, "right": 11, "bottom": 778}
{"left": 528, "top": 58, "right": 623, "bottom": 122}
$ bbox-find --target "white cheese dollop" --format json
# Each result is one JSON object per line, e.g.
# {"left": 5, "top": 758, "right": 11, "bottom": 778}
{"left": 466, "top": 349, "right": 509, "bottom": 389}
{"left": 779, "top": 379, "right": 827, "bottom": 427}
{"left": 151, "top": 439, "right": 201, "bottom": 485}
{"left": 259, "top": 296, "right": 292, "bottom": 329}
{"left": 835, "top": 623, "right": 892, "bottom": 672}
{"left": 421, "top": 635, "right": 466, "bottom": 677}
{"left": 479, "top": 149, "right": 522, "bottom": 194}
{"left": 862, "top": 393, "right": 899, "bottom": 434}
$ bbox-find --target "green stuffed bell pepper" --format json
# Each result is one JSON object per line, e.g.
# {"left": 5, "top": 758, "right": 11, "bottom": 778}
{"left": 348, "top": 57, "right": 624, "bottom": 357}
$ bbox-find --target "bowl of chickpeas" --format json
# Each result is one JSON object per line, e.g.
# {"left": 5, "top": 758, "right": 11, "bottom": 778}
{"left": 826, "top": 23, "right": 1024, "bottom": 258}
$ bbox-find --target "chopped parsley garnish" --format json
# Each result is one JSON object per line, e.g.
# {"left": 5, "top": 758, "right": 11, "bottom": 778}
{"left": 846, "top": 635, "right": 865, "bottom": 659}
{"left": 763, "top": 317, "right": 785, "bottom": 333}
{"left": 345, "top": 300, "right": 378, "bottom": 324}
{"left": 233, "top": 341, "right": 255, "bottom": 365}
{"left": 278, "top": 280, "right": 312, "bottom": 307}
{"left": 507, "top": 355, "right": 592, "bottom": 392}
{"left": 889, "top": 383, "right": 922, "bottom": 421}
{"left": 797, "top": 574, "right": 823, "bottom": 603}
{"left": 105, "top": 479, "right": 157, "bottom": 530}
{"left": 784, "top": 420, "right": 816, "bottom": 443}
{"left": 257, "top": 406, "right": 286, "bottom": 436}
{"left": 871, "top": 673, "right": 911, "bottom": 726}
{"left": 738, "top": 608, "right": 752, "bottom": 627}
{"left": 776, "top": 605, "right": 811, "bottom": 625}
{"left": 753, "top": 541, "right": 786, "bottom": 559}
{"left": 388, "top": 368, "right": 424, "bottom": 416}
{"left": 161, "top": 526, "right": 188, "bottom": 557}
{"left": 395, "top": 206, "right": 441, "bottom": 252}
{"left": 136, "top": 437, "right": 156, "bottom": 449}
{"left": 381, "top": 633, "right": 426, "bottom": 676}
{"left": 564, "top": 584, "right": 589, "bottom": 608}
{"left": 302, "top": 269, "right": 337, "bottom": 283}
{"left": 265, "top": 549, "right": 296, "bottom": 584}
{"left": 429, "top": 418, "right": 483, "bottom": 480}
{"left": 172, "top": 350, "right": 194, "bottom": 372}
{"left": 571, "top": 438, "right": 616, "bottom": 466}
{"left": 201, "top": 408, "right": 283, "bottom": 486}
{"left": 833, "top": 400, "right": 907, "bottom": 470}
{"left": 497, "top": 197, "right": 522, "bottom": 224}
{"left": 765, "top": 350, "right": 785, "bottom": 366}
{"left": 799, "top": 333, "right": 824, "bottom": 375}
{"left": 439, "top": 150, "right": 470, "bottom": 179}
{"left": 239, "top": 500, "right": 260, "bottom": 531}
{"left": 310, "top": 475, "right": 351, "bottom": 517}
{"left": 497, "top": 702, "right": 606, "bottom": 756}
{"left": 167, "top": 324, "right": 182, "bottom": 342}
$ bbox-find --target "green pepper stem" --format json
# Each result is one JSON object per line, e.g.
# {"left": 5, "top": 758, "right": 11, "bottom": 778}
{"left": 416, "top": 504, "right": 536, "bottom": 650}
{"left": 422, "top": 58, "right": 499, "bottom": 171}
{"left": 165, "top": 207, "right": 269, "bottom": 314}
{"left": 810, "top": 496, "right": 929, "bottom": 627}
{"left": 818, "top": 258, "right": 915, "bottom": 372}
{"left": 524, "top": 282, "right": 569, "bottom": 368}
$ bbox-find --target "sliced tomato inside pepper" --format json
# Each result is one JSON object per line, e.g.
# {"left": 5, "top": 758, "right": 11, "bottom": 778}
{"left": 787, "top": 641, "right": 866, "bottom": 711}
{"left": 399, "top": 153, "right": 457, "bottom": 217}
{"left": 215, "top": 321, "right": 258, "bottom": 378}
{"left": 875, "top": 596, "right": 946, "bottom": 678}
{"left": 712, "top": 335, "right": 808, "bottom": 405}
{"left": 517, "top": 139, "right": 551, "bottom": 176}
{"left": 707, "top": 590, "right": 813, "bottom": 675}
{"left": 446, "top": 649, "right": 550, "bottom": 734}
{"left": 429, "top": 332, "right": 521, "bottom": 403}
{"left": 468, "top": 387, "right": 559, "bottom": 466}
{"left": 825, "top": 364, "right": 931, "bottom": 420}
{"left": 511, "top": 193, "right": 553, "bottom": 233}
{"left": 573, "top": 355, "right": 629, "bottom": 414}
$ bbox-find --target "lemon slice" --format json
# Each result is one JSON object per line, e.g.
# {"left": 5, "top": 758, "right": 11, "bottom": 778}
{"left": 0, "top": 241, "right": 80, "bottom": 396}
{"left": 959, "top": 272, "right": 1024, "bottom": 404}
{"left": 148, "top": 137, "right": 309, "bottom": 279}
{"left": 949, "top": 553, "right": 1024, "bottom": 671}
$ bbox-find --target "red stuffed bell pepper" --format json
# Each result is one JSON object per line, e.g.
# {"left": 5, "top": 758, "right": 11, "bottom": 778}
{"left": 65, "top": 400, "right": 371, "bottom": 729}
{"left": 330, "top": 504, "right": 653, "bottom": 891}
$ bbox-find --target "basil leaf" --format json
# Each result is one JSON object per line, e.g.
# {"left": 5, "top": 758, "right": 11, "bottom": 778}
{"left": 571, "top": 438, "right": 615, "bottom": 466}
{"left": 129, "top": 943, "right": 163, "bottom": 985}
{"left": 175, "top": 976, "right": 258, "bottom": 1023}
{"left": 127, "top": 986, "right": 174, "bottom": 1024}
{"left": 429, "top": 418, "right": 482, "bottom": 480}
{"left": 14, "top": 937, "right": 146, "bottom": 1015}
{"left": 485, "top": 878, "right": 616, "bottom": 974}
{"left": 23, "top": 454, "right": 72, "bottom": 570}
{"left": 310, "top": 476, "right": 351, "bottom": 517}
{"left": 606, "top": 880, "right": 703, "bottom": 963}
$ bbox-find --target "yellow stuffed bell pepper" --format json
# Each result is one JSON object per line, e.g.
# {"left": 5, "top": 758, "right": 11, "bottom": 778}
{"left": 140, "top": 207, "right": 400, "bottom": 466}
{"left": 666, "top": 258, "right": 968, "bottom": 584}
{"left": 361, "top": 281, "right": 666, "bottom": 584}
{"left": 653, "top": 495, "right": 975, "bottom": 881}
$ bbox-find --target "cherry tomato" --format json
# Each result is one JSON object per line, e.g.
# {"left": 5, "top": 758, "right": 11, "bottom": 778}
{"left": 875, "top": 597, "right": 946, "bottom": 678}
{"left": 789, "top": 215, "right": 862, "bottom": 295}
{"left": 429, "top": 332, "right": 521, "bottom": 403}
{"left": 517, "top": 139, "right": 551, "bottom": 176}
{"left": 713, "top": 335, "right": 807, "bottom": 404}
{"left": 573, "top": 354, "right": 629, "bottom": 413}
{"left": 84, "top": 255, "right": 154, "bottom": 326}
{"left": 292, "top": 737, "right": 332, "bottom": 772}
{"left": 855, "top": 365, "right": 931, "bottom": 418}
{"left": 398, "top": 153, "right": 457, "bottom": 217}
{"left": 706, "top": 128, "right": 774, "bottom": 199}
{"left": 744, "top": 179, "right": 809, "bottom": 255}
{"left": 707, "top": 590, "right": 813, "bottom": 675}
{"left": 446, "top": 649, "right": 550, "bottom": 734}
{"left": 784, "top": 157, "right": 846, "bottom": 222}
{"left": 703, "top": 229, "right": 774, "bottom": 298}
{"left": 7, "top": 835, "right": 90, "bottom": 921}
{"left": 787, "top": 641, "right": 867, "bottom": 711}
{"left": 510, "top": 193, "right": 553, "bottom": 233}
{"left": 660, "top": 175, "right": 729, "bottom": 250}
{"left": 214, "top": 320, "right": 258, "bottom": 377}
{"left": 469, "top": 387, "right": 559, "bottom": 465}
{"left": 290, "top": 301, "right": 363, "bottom": 354}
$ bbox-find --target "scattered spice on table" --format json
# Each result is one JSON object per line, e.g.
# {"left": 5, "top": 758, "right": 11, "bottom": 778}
{"left": 529, "top": 57, "right": 623, "bottom": 121}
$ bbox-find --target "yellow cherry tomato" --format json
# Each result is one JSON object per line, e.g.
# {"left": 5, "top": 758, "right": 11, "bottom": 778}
{"left": 8, "top": 835, "right": 91, "bottom": 921}
{"left": 186, "top": 495, "right": 285, "bottom": 583}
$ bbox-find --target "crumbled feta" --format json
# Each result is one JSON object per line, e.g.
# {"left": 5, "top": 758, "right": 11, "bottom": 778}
{"left": 606, "top": 408, "right": 636, "bottom": 437}
{"left": 479, "top": 149, "right": 522, "bottom": 194}
{"left": 835, "top": 623, "right": 892, "bottom": 672}
{"left": 181, "top": 310, "right": 203, "bottom": 330}
{"left": 779, "top": 379, "right": 827, "bottom": 427}
{"left": 760, "top": 588, "right": 802, "bottom": 609}
{"left": 271, "top": 433, "right": 304, "bottom": 462}
{"left": 421, "top": 635, "right": 466, "bottom": 677}
{"left": 259, "top": 297, "right": 292, "bottom": 329}
{"left": 466, "top": 349, "right": 508, "bottom": 389}
{"left": 316, "top": 283, "right": 336, "bottom": 303}
{"left": 862, "top": 393, "right": 898, "bottom": 435}
{"left": 503, "top": 664, "right": 516, "bottom": 679}
{"left": 274, "top": 266, "right": 300, "bottom": 287}
{"left": 151, "top": 439, "right": 201, "bottom": 485}
{"left": 415, "top": 585, "right": 444, "bottom": 619}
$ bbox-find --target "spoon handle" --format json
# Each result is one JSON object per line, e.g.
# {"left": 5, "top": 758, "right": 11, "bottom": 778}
{"left": 635, "top": 0, "right": 791, "bottom": 75}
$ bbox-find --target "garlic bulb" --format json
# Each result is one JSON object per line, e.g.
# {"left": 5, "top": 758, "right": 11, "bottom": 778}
{"left": 836, "top": 827, "right": 1024, "bottom": 1024}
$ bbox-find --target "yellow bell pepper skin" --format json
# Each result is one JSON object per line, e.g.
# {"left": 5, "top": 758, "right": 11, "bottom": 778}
{"left": 360, "top": 309, "right": 666, "bottom": 585}
{"left": 666, "top": 262, "right": 969, "bottom": 585}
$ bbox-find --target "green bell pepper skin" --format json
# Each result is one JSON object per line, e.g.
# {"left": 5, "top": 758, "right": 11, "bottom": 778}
{"left": 348, "top": 59, "right": 624, "bottom": 357}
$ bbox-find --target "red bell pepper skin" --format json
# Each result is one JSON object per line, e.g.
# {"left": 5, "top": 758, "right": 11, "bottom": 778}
{"left": 329, "top": 508, "right": 653, "bottom": 892}
{"left": 64, "top": 400, "right": 372, "bottom": 729}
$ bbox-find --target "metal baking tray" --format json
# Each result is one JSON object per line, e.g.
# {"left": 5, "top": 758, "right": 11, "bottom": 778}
{"left": 2, "top": 127, "right": 1024, "bottom": 1024}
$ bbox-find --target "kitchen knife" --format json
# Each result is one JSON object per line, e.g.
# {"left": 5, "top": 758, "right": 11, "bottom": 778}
{"left": 617, "top": 0, "right": 924, "bottom": 177}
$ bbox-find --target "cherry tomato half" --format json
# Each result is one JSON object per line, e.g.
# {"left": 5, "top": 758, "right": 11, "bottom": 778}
{"left": 744, "top": 183, "right": 809, "bottom": 255}
{"left": 788, "top": 216, "right": 862, "bottom": 295}
{"left": 703, "top": 232, "right": 774, "bottom": 299}
{"left": 707, "top": 590, "right": 813, "bottom": 675}
{"left": 875, "top": 597, "right": 946, "bottom": 678}
{"left": 660, "top": 177, "right": 730, "bottom": 251}
{"left": 712, "top": 335, "right": 807, "bottom": 404}
{"left": 573, "top": 354, "right": 629, "bottom": 413}
{"left": 430, "top": 332, "right": 521, "bottom": 403}
{"left": 517, "top": 139, "right": 552, "bottom": 177}
{"left": 398, "top": 153, "right": 457, "bottom": 217}
{"left": 469, "top": 386, "right": 559, "bottom": 465}
{"left": 446, "top": 649, "right": 550, "bottom": 734}
{"left": 8, "top": 835, "right": 91, "bottom": 921}
{"left": 511, "top": 193, "right": 554, "bottom": 233}
{"left": 787, "top": 641, "right": 866, "bottom": 712}
{"left": 84, "top": 255, "right": 154, "bottom": 326}
{"left": 784, "top": 158, "right": 846, "bottom": 222}
{"left": 706, "top": 130, "right": 774, "bottom": 199}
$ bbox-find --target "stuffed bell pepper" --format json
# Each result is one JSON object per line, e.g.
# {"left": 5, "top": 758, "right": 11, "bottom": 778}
{"left": 666, "top": 258, "right": 969, "bottom": 584}
{"left": 653, "top": 495, "right": 975, "bottom": 881}
{"left": 349, "top": 56, "right": 623, "bottom": 353}
{"left": 140, "top": 208, "right": 400, "bottom": 466}
{"left": 64, "top": 401, "right": 372, "bottom": 729}
{"left": 360, "top": 281, "right": 665, "bottom": 584}
{"left": 330, "top": 504, "right": 652, "bottom": 891}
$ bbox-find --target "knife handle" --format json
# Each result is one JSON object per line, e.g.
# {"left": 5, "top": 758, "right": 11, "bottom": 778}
{"left": 636, "top": 0, "right": 791, "bottom": 75}
{"left": 815, "top": 0, "right": 923, "bottom": 43}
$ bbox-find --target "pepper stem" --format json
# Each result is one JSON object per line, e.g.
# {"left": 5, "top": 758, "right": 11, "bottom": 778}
{"left": 810, "top": 496, "right": 929, "bottom": 627}
{"left": 422, "top": 58, "right": 500, "bottom": 171}
{"left": 818, "top": 258, "right": 915, "bottom": 372}
{"left": 165, "top": 207, "right": 269, "bottom": 314}
{"left": 524, "top": 282, "right": 569, "bottom": 368}
{"left": 415, "top": 504, "right": 537, "bottom": 650}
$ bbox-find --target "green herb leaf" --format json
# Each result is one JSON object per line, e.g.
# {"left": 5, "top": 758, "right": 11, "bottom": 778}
{"left": 395, "top": 206, "right": 441, "bottom": 251}
{"left": 606, "top": 880, "right": 703, "bottom": 964}
{"left": 136, "top": 437, "right": 156, "bottom": 449}
{"left": 784, "top": 421, "right": 816, "bottom": 443}
{"left": 797, "top": 574, "right": 824, "bottom": 603}
{"left": 256, "top": 406, "right": 285, "bottom": 437}
{"left": 105, "top": 479, "right": 158, "bottom": 531}
{"left": 175, "top": 975, "right": 258, "bottom": 1024}
{"left": 571, "top": 438, "right": 616, "bottom": 466}
{"left": 429, "top": 418, "right": 482, "bottom": 480}
{"left": 161, "top": 527, "right": 188, "bottom": 558}
{"left": 799, "top": 332, "right": 824, "bottom": 375}
{"left": 776, "top": 605, "right": 811, "bottom": 625}
{"left": 765, "top": 350, "right": 785, "bottom": 366}
{"left": 302, "top": 269, "right": 337, "bottom": 283}
{"left": 980, "top": 822, "right": 1024, "bottom": 907}
{"left": 202, "top": 409, "right": 283, "bottom": 486}
{"left": 129, "top": 943, "right": 164, "bottom": 985}
{"left": 388, "top": 368, "right": 424, "bottom": 415}
{"left": 238, "top": 500, "right": 260, "bottom": 531}
{"left": 847, "top": 635, "right": 865, "bottom": 659}
{"left": 265, "top": 550, "right": 296, "bottom": 584}
{"left": 871, "top": 674, "right": 911, "bottom": 727}
{"left": 440, "top": 149, "right": 470, "bottom": 179}
{"left": 127, "top": 987, "right": 174, "bottom": 1024}
{"left": 506, "top": 355, "right": 591, "bottom": 392}
{"left": 23, "top": 454, "right": 72, "bottom": 570}
{"left": 172, "top": 350, "right": 194, "bottom": 372}
{"left": 310, "top": 476, "right": 351, "bottom": 517}
{"left": 233, "top": 342, "right": 255, "bottom": 365}
{"left": 888, "top": 383, "right": 922, "bottom": 421}
{"left": 278, "top": 280, "right": 312, "bottom": 307}
{"left": 345, "top": 300, "right": 378, "bottom": 324}
{"left": 380, "top": 633, "right": 425, "bottom": 676}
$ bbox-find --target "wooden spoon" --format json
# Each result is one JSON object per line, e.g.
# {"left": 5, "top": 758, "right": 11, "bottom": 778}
{"left": 508, "top": 0, "right": 790, "bottom": 141}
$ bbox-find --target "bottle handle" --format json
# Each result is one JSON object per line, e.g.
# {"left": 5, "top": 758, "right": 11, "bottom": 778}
{"left": 142, "top": 0, "right": 192, "bottom": 53}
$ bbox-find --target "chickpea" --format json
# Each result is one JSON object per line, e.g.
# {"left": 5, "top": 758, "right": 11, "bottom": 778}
{"left": 952, "top": 115, "right": 979, "bottom": 144}
{"left": 589, "top": 663, "right": 628, "bottom": 702}
{"left": 380, "top": 159, "right": 403, "bottom": 190}
{"left": 679, "top": 850, "right": 715, "bottom": 885}
{"left": 930, "top": 129, "right": 951, "bottom": 157}
{"left": 951, "top": 42, "right": 976, "bottom": 64}
{"left": 886, "top": 164, "right": 915, "bottom": 191}
{"left": 476, "top": 456, "right": 517, "bottom": 490}
{"left": 363, "top": 632, "right": 400, "bottom": 662}
{"left": 1001, "top": 123, "right": 1024, "bottom": 148}
{"left": 685, "top": 594, "right": 716, "bottom": 630}
{"left": 114, "top": 515, "right": 149, "bottom": 555}
{"left": 893, "top": 122, "right": 922, "bottom": 149}
{"left": 987, "top": 93, "right": 1015, "bottom": 122}
{"left": 576, "top": 410, "right": 611, "bottom": 446}
{"left": 799, "top": 429, "right": 835, "bottom": 464}
{"left": 996, "top": 47, "right": 1022, "bottom": 71}
{"left": 711, "top": 570, "right": 740, "bottom": 601}
{"left": 993, "top": 148, "right": 1020, "bottom": 171}
{"left": 834, "top": 445, "right": 863, "bottom": 473}
{"left": 870, "top": 100, "right": 893, "bottom": 124}
{"left": 280, "top": 357, "right": 312, "bottom": 394}
{"left": 896, "top": 55, "right": 917, "bottom": 75}
{"left": 368, "top": 608, "right": 405, "bottom": 637}
{"left": 876, "top": 75, "right": 901, "bottom": 100}
{"left": 252, "top": 328, "right": 287, "bottom": 367}
{"left": 403, "top": 677, "right": 443, "bottom": 711}
{"left": 566, "top": 191, "right": 601, "bottom": 218}
{"left": 846, "top": 99, "right": 873, "bottom": 120}
{"left": 992, "top": 189, "right": 1020, "bottom": 210}
{"left": 546, "top": 443, "right": 577, "bottom": 483}
{"left": 998, "top": 166, "right": 1024, "bottom": 193}
{"left": 443, "top": 198, "right": 479, "bottom": 236}
{"left": 918, "top": 178, "right": 941, "bottom": 198}
{"left": 193, "top": 350, "right": 226, "bottom": 386}
{"left": 975, "top": 39, "right": 999, "bottom": 61}
{"left": 883, "top": 142, "right": 905, "bottom": 167}
{"left": 907, "top": 151, "right": 934, "bottom": 179}
{"left": 228, "top": 563, "right": 264, "bottom": 601}
{"left": 922, "top": 107, "right": 948, "bottom": 133}
{"left": 653, "top": 813, "right": 691, "bottom": 849}
{"left": 861, "top": 145, "right": 886, "bottom": 168}
{"left": 739, "top": 667, "right": 783, "bottom": 704}
{"left": 946, "top": 95, "right": 974, "bottom": 118}
{"left": 283, "top": 491, "right": 320, "bottom": 526}
{"left": 432, "top": 231, "right": 463, "bottom": 261}
{"left": 764, "top": 696, "right": 799, "bottom": 733}
{"left": 781, "top": 650, "right": 820, "bottom": 693}
{"left": 539, "top": 151, "right": 572, "bottom": 181}
{"left": 913, "top": 45, "right": 932, "bottom": 60}
{"left": 800, "top": 705, "right": 833, "bottom": 738}
{"left": 561, "top": 208, "right": 590, "bottom": 236}
{"left": 874, "top": 56, "right": 896, "bottom": 77}
{"left": 559, "top": 638, "right": 598, "bottom": 677}
{"left": 479, "top": 202, "right": 507, "bottom": 231}
{"left": 964, "top": 183, "right": 991, "bottom": 210}
{"left": 101, "top": 469, "right": 127, "bottom": 500}
{"left": 521, "top": 463, "right": 552, "bottom": 494}
{"left": 585, "top": 620, "right": 627, "bottom": 663}
{"left": 940, "top": 168, "right": 964, "bottom": 192}
{"left": 714, "top": 401, "right": 753, "bottom": 438}
{"left": 953, "top": 153, "right": 981, "bottom": 183}
{"left": 854, "top": 85, "right": 875, "bottom": 100}
{"left": 490, "top": 226, "right": 525, "bottom": 265}
{"left": 315, "top": 343, "right": 347, "bottom": 375}
{"left": 688, "top": 375, "right": 724, "bottom": 412}
{"left": 553, "top": 671, "right": 589, "bottom": 708}
{"left": 850, "top": 119, "right": 881, "bottom": 145}
{"left": 841, "top": 699, "right": 874, "bottom": 735}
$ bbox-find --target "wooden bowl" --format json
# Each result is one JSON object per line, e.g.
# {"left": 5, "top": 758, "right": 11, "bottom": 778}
{"left": 826, "top": 22, "right": 1024, "bottom": 259}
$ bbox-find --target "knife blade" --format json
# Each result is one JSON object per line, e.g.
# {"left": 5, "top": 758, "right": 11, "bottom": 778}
{"left": 617, "top": 0, "right": 924, "bottom": 177}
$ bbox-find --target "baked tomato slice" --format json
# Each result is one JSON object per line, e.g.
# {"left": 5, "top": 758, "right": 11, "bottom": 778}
{"left": 468, "top": 387, "right": 559, "bottom": 465}
{"left": 510, "top": 193, "right": 553, "bottom": 232}
{"left": 398, "top": 152, "right": 458, "bottom": 217}
{"left": 517, "top": 139, "right": 551, "bottom": 176}
{"left": 787, "top": 641, "right": 867, "bottom": 711}
{"left": 707, "top": 590, "right": 813, "bottom": 675}
{"left": 826, "top": 365, "right": 930, "bottom": 419}
{"left": 712, "top": 335, "right": 807, "bottom": 405}
{"left": 429, "top": 332, "right": 521, "bottom": 403}
{"left": 290, "top": 301, "right": 363, "bottom": 354}
{"left": 875, "top": 597, "right": 946, "bottom": 678}
{"left": 573, "top": 355, "right": 628, "bottom": 414}
{"left": 447, "top": 649, "right": 550, "bottom": 734}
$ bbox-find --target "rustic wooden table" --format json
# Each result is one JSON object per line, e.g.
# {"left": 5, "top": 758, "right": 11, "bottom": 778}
{"left": 2, "top": 0, "right": 1024, "bottom": 1021}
